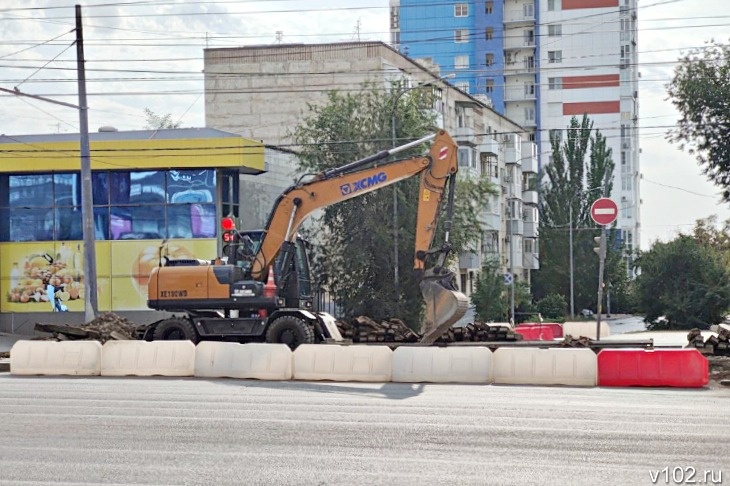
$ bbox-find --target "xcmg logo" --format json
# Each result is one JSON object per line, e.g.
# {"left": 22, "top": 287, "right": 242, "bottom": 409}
{"left": 340, "top": 171, "right": 387, "bottom": 196}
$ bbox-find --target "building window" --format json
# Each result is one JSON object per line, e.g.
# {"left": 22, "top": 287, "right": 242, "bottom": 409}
{"left": 548, "top": 50, "right": 562, "bottom": 63}
{"left": 390, "top": 6, "right": 400, "bottom": 29}
{"left": 523, "top": 3, "right": 535, "bottom": 18}
{"left": 454, "top": 29, "right": 469, "bottom": 43}
{"left": 455, "top": 3, "right": 468, "bottom": 16}
{"left": 524, "top": 29, "right": 534, "bottom": 45}
{"left": 524, "top": 83, "right": 535, "bottom": 96}
{"left": 621, "top": 175, "right": 632, "bottom": 191}
{"left": 547, "top": 0, "right": 560, "bottom": 10}
{"left": 485, "top": 1, "right": 494, "bottom": 14}
{"left": 528, "top": 133, "right": 536, "bottom": 142}
{"left": 455, "top": 55, "right": 469, "bottom": 69}
{"left": 548, "top": 77, "right": 562, "bottom": 89}
{"left": 548, "top": 24, "right": 562, "bottom": 37}
{"left": 485, "top": 78, "right": 494, "bottom": 93}
{"left": 0, "top": 169, "right": 219, "bottom": 242}
{"left": 456, "top": 81, "right": 470, "bottom": 93}
{"left": 458, "top": 146, "right": 477, "bottom": 169}
{"left": 505, "top": 52, "right": 513, "bottom": 64}
{"left": 525, "top": 55, "right": 535, "bottom": 71}
{"left": 524, "top": 107, "right": 535, "bottom": 122}
{"left": 485, "top": 53, "right": 494, "bottom": 66}
{"left": 485, "top": 27, "right": 494, "bottom": 40}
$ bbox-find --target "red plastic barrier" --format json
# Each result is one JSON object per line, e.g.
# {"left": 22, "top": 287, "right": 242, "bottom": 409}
{"left": 515, "top": 326, "right": 555, "bottom": 341}
{"left": 597, "top": 349, "right": 708, "bottom": 388}
{"left": 517, "top": 323, "right": 563, "bottom": 338}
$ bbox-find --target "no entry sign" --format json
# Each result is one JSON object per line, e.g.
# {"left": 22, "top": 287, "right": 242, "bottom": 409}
{"left": 590, "top": 197, "right": 618, "bottom": 226}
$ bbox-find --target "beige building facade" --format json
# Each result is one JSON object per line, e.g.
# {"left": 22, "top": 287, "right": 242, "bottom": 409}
{"left": 203, "top": 41, "right": 538, "bottom": 300}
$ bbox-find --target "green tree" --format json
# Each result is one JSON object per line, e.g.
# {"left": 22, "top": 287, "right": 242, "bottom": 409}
{"left": 532, "top": 115, "right": 632, "bottom": 315}
{"left": 634, "top": 235, "right": 730, "bottom": 329}
{"left": 471, "top": 258, "right": 508, "bottom": 322}
{"left": 144, "top": 108, "right": 181, "bottom": 129}
{"left": 692, "top": 215, "right": 730, "bottom": 268}
{"left": 536, "top": 293, "right": 567, "bottom": 322}
{"left": 291, "top": 84, "right": 494, "bottom": 329}
{"left": 667, "top": 40, "right": 730, "bottom": 202}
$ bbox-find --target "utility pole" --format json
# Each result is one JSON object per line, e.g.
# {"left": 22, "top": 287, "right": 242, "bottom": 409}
{"left": 76, "top": 5, "right": 98, "bottom": 322}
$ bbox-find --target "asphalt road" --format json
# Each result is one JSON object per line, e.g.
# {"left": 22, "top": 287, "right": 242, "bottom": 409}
{"left": 1, "top": 376, "right": 728, "bottom": 486}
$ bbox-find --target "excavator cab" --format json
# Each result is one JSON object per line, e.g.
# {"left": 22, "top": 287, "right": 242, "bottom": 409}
{"left": 223, "top": 228, "right": 314, "bottom": 310}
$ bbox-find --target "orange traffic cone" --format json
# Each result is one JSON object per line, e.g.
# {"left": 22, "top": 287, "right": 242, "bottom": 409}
{"left": 263, "top": 266, "right": 277, "bottom": 298}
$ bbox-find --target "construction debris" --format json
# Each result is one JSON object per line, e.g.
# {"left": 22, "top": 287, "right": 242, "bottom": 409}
{"left": 561, "top": 334, "right": 593, "bottom": 348}
{"left": 708, "top": 356, "right": 730, "bottom": 386}
{"left": 336, "top": 316, "right": 421, "bottom": 343}
{"left": 335, "top": 317, "right": 523, "bottom": 344}
{"left": 33, "top": 312, "right": 138, "bottom": 344}
{"left": 686, "top": 327, "right": 730, "bottom": 357}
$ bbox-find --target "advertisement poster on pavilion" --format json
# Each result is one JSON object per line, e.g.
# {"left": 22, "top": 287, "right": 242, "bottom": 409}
{"left": 1, "top": 239, "right": 217, "bottom": 313}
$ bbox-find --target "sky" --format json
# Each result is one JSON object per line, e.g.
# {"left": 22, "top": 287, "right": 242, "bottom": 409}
{"left": 0, "top": 0, "right": 728, "bottom": 250}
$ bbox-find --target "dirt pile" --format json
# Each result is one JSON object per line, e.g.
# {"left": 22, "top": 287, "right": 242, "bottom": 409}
{"left": 335, "top": 317, "right": 523, "bottom": 343}
{"left": 33, "top": 312, "right": 139, "bottom": 343}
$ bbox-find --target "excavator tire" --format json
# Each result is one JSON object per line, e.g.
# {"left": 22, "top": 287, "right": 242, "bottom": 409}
{"left": 266, "top": 315, "right": 315, "bottom": 349}
{"left": 152, "top": 317, "right": 199, "bottom": 344}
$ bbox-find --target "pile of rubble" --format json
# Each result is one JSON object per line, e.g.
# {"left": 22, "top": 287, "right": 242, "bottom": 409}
{"left": 335, "top": 317, "right": 524, "bottom": 344}
{"left": 687, "top": 325, "right": 730, "bottom": 357}
{"left": 33, "top": 312, "right": 139, "bottom": 344}
{"left": 336, "top": 316, "right": 421, "bottom": 343}
{"left": 435, "top": 322, "right": 523, "bottom": 343}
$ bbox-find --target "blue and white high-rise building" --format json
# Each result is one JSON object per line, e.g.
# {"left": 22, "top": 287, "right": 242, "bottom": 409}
{"left": 391, "top": 0, "right": 640, "bottom": 262}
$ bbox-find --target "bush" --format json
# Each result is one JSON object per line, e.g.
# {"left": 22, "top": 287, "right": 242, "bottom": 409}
{"left": 536, "top": 293, "right": 567, "bottom": 322}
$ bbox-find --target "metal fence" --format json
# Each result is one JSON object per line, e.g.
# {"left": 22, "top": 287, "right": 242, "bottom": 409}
{"left": 312, "top": 289, "right": 344, "bottom": 319}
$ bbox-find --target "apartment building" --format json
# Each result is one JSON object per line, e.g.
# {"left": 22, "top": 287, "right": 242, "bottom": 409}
{"left": 203, "top": 41, "right": 539, "bottom": 296}
{"left": 391, "top": 0, "right": 640, "bottom": 266}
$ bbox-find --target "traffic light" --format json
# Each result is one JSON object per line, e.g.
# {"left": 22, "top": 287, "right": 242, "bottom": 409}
{"left": 593, "top": 235, "right": 606, "bottom": 259}
{"left": 221, "top": 217, "right": 238, "bottom": 243}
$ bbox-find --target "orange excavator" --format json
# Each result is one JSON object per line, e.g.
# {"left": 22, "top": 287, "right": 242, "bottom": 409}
{"left": 143, "top": 130, "right": 469, "bottom": 347}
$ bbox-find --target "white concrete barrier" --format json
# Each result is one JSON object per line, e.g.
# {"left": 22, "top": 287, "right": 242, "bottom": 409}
{"left": 194, "top": 342, "right": 292, "bottom": 380}
{"left": 101, "top": 340, "right": 195, "bottom": 377}
{"left": 563, "top": 321, "right": 611, "bottom": 339}
{"left": 493, "top": 347, "right": 597, "bottom": 387}
{"left": 293, "top": 344, "right": 392, "bottom": 382}
{"left": 392, "top": 346, "right": 492, "bottom": 383}
{"left": 10, "top": 340, "right": 102, "bottom": 376}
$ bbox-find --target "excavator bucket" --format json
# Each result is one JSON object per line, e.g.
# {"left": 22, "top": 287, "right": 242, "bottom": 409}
{"left": 419, "top": 277, "right": 470, "bottom": 345}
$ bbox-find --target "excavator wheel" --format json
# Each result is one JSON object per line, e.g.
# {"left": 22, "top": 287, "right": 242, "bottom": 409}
{"left": 152, "top": 317, "right": 199, "bottom": 344}
{"left": 266, "top": 315, "right": 315, "bottom": 349}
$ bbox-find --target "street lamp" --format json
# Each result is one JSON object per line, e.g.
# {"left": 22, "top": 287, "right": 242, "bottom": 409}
{"left": 390, "top": 73, "right": 455, "bottom": 302}
{"left": 568, "top": 185, "right": 604, "bottom": 318}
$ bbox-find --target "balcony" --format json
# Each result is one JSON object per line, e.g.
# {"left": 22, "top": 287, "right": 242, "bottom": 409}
{"left": 507, "top": 219, "right": 523, "bottom": 235}
{"left": 479, "top": 138, "right": 499, "bottom": 156}
{"left": 522, "top": 152, "right": 538, "bottom": 174}
{"left": 504, "top": 89, "right": 536, "bottom": 102}
{"left": 504, "top": 146, "right": 521, "bottom": 164}
{"left": 522, "top": 189, "right": 538, "bottom": 206}
{"left": 454, "top": 125, "right": 477, "bottom": 144}
{"left": 479, "top": 211, "right": 502, "bottom": 231}
{"left": 504, "top": 63, "right": 534, "bottom": 77}
{"left": 522, "top": 251, "right": 540, "bottom": 270}
{"left": 523, "top": 220, "right": 538, "bottom": 238}
{"left": 459, "top": 252, "right": 481, "bottom": 270}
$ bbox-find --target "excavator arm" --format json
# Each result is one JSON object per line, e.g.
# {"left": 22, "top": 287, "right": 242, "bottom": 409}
{"left": 250, "top": 130, "right": 469, "bottom": 343}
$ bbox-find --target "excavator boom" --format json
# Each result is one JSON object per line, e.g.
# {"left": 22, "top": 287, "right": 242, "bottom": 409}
{"left": 251, "top": 130, "right": 469, "bottom": 342}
